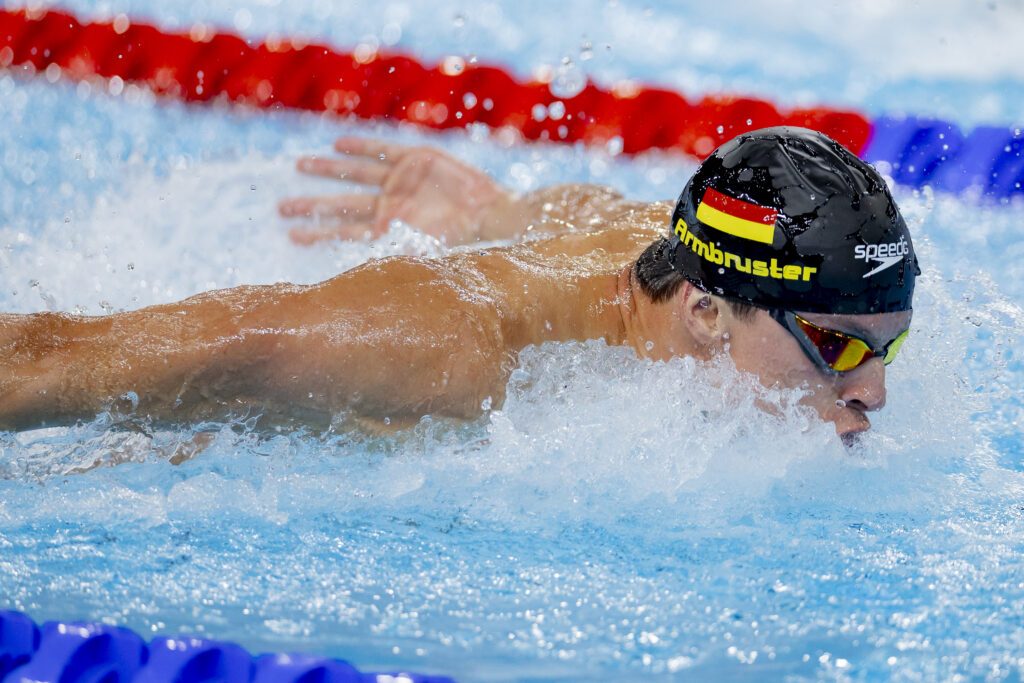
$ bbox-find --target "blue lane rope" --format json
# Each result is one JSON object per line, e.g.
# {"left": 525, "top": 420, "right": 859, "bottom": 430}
{"left": 864, "top": 116, "right": 1024, "bottom": 199}
{"left": 0, "top": 611, "right": 456, "bottom": 683}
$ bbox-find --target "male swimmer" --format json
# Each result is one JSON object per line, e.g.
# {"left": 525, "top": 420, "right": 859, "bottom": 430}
{"left": 0, "top": 127, "right": 918, "bottom": 442}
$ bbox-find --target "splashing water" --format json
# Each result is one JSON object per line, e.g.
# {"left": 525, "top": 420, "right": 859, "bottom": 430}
{"left": 3, "top": 1, "right": 1024, "bottom": 680}
{"left": 2, "top": 135, "right": 1023, "bottom": 680}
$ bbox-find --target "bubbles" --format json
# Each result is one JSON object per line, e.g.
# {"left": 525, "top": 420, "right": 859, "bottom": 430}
{"left": 381, "top": 22, "right": 402, "bottom": 46}
{"left": 579, "top": 39, "right": 594, "bottom": 62}
{"left": 549, "top": 57, "right": 586, "bottom": 99}
{"left": 2, "top": 14, "right": 1024, "bottom": 676}
{"left": 605, "top": 136, "right": 624, "bottom": 156}
{"left": 232, "top": 8, "right": 253, "bottom": 31}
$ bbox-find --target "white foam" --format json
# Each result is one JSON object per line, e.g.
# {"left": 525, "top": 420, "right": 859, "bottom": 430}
{"left": 1, "top": 64, "right": 1023, "bottom": 681}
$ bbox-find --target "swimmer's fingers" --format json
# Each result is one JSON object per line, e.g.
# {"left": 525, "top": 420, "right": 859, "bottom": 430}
{"left": 288, "top": 221, "right": 379, "bottom": 245}
{"left": 333, "top": 137, "right": 411, "bottom": 163}
{"left": 278, "top": 194, "right": 377, "bottom": 219}
{"left": 295, "top": 156, "right": 389, "bottom": 185}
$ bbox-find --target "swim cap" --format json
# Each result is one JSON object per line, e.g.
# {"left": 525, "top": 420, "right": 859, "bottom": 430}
{"left": 669, "top": 126, "right": 919, "bottom": 314}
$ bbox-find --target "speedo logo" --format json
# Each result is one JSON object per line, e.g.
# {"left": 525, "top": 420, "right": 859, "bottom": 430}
{"left": 675, "top": 219, "right": 818, "bottom": 282}
{"left": 855, "top": 237, "right": 909, "bottom": 278}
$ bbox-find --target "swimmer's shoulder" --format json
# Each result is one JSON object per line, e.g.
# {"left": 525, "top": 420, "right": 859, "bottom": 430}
{"left": 515, "top": 220, "right": 666, "bottom": 262}
{"left": 481, "top": 199, "right": 671, "bottom": 262}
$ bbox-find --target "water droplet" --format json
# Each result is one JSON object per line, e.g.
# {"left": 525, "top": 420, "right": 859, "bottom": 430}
{"left": 644, "top": 340, "right": 654, "bottom": 351}
{"left": 127, "top": 262, "right": 134, "bottom": 270}
{"left": 836, "top": 399, "right": 847, "bottom": 408}
{"left": 579, "top": 39, "right": 593, "bottom": 61}
{"left": 250, "top": 184, "right": 256, "bottom": 191}
{"left": 481, "top": 396, "right": 493, "bottom": 411}
{"left": 452, "top": 13, "right": 465, "bottom": 28}
{"left": 381, "top": 22, "right": 402, "bottom": 46}
{"left": 549, "top": 58, "right": 585, "bottom": 99}
{"left": 120, "top": 390, "right": 139, "bottom": 411}
{"left": 716, "top": 125, "right": 724, "bottom": 134}
{"left": 383, "top": 416, "right": 391, "bottom": 425}
{"left": 441, "top": 55, "right": 465, "bottom": 75}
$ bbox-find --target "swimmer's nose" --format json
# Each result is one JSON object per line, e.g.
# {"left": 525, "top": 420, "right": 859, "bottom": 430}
{"left": 837, "top": 357, "right": 887, "bottom": 414}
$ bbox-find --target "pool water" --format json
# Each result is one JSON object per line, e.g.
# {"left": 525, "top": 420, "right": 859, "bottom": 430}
{"left": 2, "top": 1, "right": 1024, "bottom": 680}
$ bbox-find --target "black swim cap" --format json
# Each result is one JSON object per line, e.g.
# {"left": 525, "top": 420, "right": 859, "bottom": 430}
{"left": 669, "top": 126, "right": 919, "bottom": 314}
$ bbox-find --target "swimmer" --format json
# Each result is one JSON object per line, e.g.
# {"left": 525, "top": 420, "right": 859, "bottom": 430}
{"left": 0, "top": 127, "right": 918, "bottom": 441}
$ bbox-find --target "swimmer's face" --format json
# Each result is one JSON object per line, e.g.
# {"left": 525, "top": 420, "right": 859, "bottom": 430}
{"left": 723, "top": 306, "right": 912, "bottom": 441}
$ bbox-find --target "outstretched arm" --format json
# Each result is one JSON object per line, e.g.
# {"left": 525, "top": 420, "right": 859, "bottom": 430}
{"left": 278, "top": 137, "right": 650, "bottom": 245}
{"left": 0, "top": 260, "right": 510, "bottom": 432}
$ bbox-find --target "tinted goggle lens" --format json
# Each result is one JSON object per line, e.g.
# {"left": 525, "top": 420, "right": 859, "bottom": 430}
{"left": 793, "top": 316, "right": 909, "bottom": 373}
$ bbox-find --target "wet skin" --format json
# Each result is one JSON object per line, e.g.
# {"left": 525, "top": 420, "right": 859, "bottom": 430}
{"left": 722, "top": 308, "right": 912, "bottom": 440}
{"left": 0, "top": 219, "right": 657, "bottom": 430}
{"left": 0, "top": 138, "right": 908, "bottom": 438}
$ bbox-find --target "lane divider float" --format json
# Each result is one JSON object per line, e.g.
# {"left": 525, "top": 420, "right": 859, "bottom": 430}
{"left": 0, "top": 7, "right": 1021, "bottom": 198}
{"left": 0, "top": 610, "right": 455, "bottom": 683}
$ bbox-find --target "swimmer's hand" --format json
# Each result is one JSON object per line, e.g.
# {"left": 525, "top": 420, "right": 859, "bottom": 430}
{"left": 278, "top": 137, "right": 511, "bottom": 245}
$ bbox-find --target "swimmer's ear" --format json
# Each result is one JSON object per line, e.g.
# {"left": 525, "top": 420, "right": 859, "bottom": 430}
{"left": 679, "top": 283, "right": 728, "bottom": 350}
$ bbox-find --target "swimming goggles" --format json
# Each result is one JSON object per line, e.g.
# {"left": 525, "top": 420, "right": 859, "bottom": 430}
{"left": 769, "top": 309, "right": 909, "bottom": 374}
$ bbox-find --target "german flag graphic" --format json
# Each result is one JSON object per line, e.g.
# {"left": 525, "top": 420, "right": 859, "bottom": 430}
{"left": 696, "top": 188, "right": 778, "bottom": 245}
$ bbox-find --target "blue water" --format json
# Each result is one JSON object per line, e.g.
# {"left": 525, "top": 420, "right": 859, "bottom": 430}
{"left": 2, "top": 1, "right": 1024, "bottom": 680}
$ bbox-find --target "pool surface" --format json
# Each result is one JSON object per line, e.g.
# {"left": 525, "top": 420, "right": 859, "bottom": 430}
{"left": 2, "top": 1, "right": 1024, "bottom": 680}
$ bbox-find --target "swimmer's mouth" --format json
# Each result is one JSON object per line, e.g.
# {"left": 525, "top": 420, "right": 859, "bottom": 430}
{"left": 840, "top": 432, "right": 862, "bottom": 448}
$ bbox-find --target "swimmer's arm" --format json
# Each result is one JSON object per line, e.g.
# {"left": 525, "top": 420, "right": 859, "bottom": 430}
{"left": 0, "top": 265, "right": 509, "bottom": 431}
{"left": 0, "top": 291, "right": 301, "bottom": 430}
{"left": 279, "top": 137, "right": 662, "bottom": 245}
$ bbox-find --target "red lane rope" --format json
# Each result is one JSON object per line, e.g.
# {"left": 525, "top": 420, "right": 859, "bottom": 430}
{"left": 0, "top": 7, "right": 872, "bottom": 158}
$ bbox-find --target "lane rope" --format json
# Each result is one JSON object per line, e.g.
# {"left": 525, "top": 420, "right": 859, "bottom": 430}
{"left": 0, "top": 7, "right": 869, "bottom": 157}
{"left": 3, "top": 7, "right": 1021, "bottom": 197}
{"left": 0, "top": 609, "right": 455, "bottom": 683}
